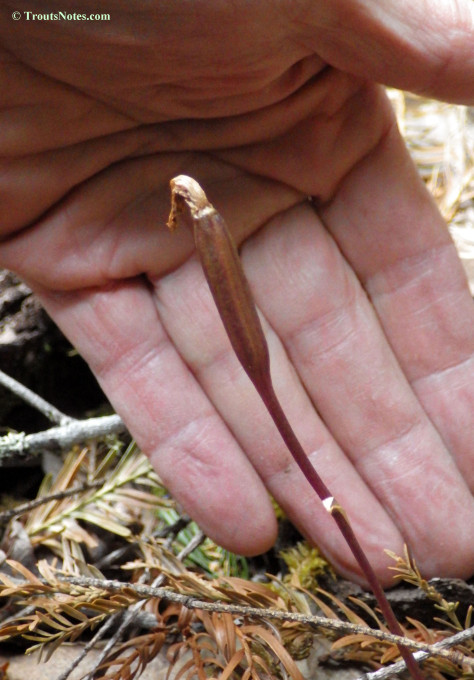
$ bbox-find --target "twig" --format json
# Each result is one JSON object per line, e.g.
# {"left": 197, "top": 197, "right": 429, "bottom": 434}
{"left": 0, "top": 414, "right": 127, "bottom": 464}
{"left": 57, "top": 575, "right": 474, "bottom": 669}
{"left": 176, "top": 528, "right": 206, "bottom": 560}
{"left": 359, "top": 624, "right": 474, "bottom": 680}
{"left": 0, "top": 369, "right": 75, "bottom": 426}
{"left": 357, "top": 626, "right": 474, "bottom": 680}
{"left": 0, "top": 603, "right": 36, "bottom": 626}
{"left": 80, "top": 528, "right": 206, "bottom": 679}
{"left": 55, "top": 613, "right": 118, "bottom": 680}
{"left": 155, "top": 513, "right": 191, "bottom": 538}
{"left": 0, "top": 479, "right": 106, "bottom": 524}
{"left": 93, "top": 514, "right": 193, "bottom": 569}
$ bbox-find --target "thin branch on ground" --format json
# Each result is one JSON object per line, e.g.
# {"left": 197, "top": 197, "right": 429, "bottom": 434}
{"left": 58, "top": 575, "right": 474, "bottom": 669}
{"left": 81, "top": 529, "right": 206, "bottom": 680}
{"left": 55, "top": 612, "right": 119, "bottom": 680}
{"left": 175, "top": 528, "right": 206, "bottom": 560}
{"left": 93, "top": 514, "right": 192, "bottom": 570}
{"left": 0, "top": 479, "right": 106, "bottom": 524}
{"left": 0, "top": 414, "right": 127, "bottom": 464}
{"left": 0, "top": 369, "right": 75, "bottom": 426}
{"left": 0, "top": 603, "right": 36, "bottom": 627}
{"left": 359, "top": 624, "right": 474, "bottom": 680}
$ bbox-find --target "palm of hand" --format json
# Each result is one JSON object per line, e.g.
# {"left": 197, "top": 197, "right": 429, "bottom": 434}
{"left": 1, "top": 0, "right": 474, "bottom": 584}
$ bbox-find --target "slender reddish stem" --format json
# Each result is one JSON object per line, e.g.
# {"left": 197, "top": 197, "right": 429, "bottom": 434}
{"left": 168, "top": 175, "right": 424, "bottom": 679}
{"left": 260, "top": 381, "right": 424, "bottom": 680}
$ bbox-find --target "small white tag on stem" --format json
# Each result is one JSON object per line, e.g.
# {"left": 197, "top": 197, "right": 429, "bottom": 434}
{"left": 322, "top": 496, "right": 335, "bottom": 512}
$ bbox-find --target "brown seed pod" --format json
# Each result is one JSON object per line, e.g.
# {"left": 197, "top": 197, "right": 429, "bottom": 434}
{"left": 168, "top": 175, "right": 270, "bottom": 389}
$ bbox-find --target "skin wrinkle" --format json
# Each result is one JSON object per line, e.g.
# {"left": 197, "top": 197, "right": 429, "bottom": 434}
{"left": 5, "top": 154, "right": 294, "bottom": 290}
{"left": 365, "top": 248, "right": 474, "bottom": 379}
{"left": 103, "top": 340, "right": 169, "bottom": 404}
{"left": 10, "top": 10, "right": 309, "bottom": 121}
{"left": 294, "top": 461, "right": 401, "bottom": 579}
{"left": 85, "top": 294, "right": 275, "bottom": 552}
{"left": 218, "top": 82, "right": 392, "bottom": 203}
{"left": 150, "top": 412, "right": 278, "bottom": 553}
{"left": 167, "top": 54, "right": 324, "bottom": 102}
{"left": 303, "top": 0, "right": 474, "bottom": 102}
{"left": 97, "top": 334, "right": 167, "bottom": 403}
{"left": 366, "top": 442, "right": 472, "bottom": 556}
{"left": 318, "top": 123, "right": 449, "bottom": 271}
{"left": 0, "top": 58, "right": 134, "bottom": 155}
{"left": 0, "top": 133, "right": 162, "bottom": 236}
{"left": 418, "top": 16, "right": 473, "bottom": 99}
{"left": 351, "top": 428, "right": 474, "bottom": 572}
{"left": 114, "top": 70, "right": 361, "bottom": 163}
{"left": 365, "top": 241, "right": 460, "bottom": 297}
{"left": 411, "top": 356, "right": 474, "bottom": 489}
{"left": 301, "top": 3, "right": 416, "bottom": 85}
{"left": 413, "top": 353, "right": 474, "bottom": 392}
{"left": 314, "top": 127, "right": 473, "bottom": 514}
{"left": 154, "top": 412, "right": 227, "bottom": 477}
{"left": 393, "top": 289, "right": 458, "bottom": 324}
{"left": 284, "top": 289, "right": 359, "bottom": 365}
{"left": 168, "top": 71, "right": 337, "bottom": 150}
{"left": 261, "top": 449, "right": 399, "bottom": 581}
{"left": 355, "top": 419, "right": 431, "bottom": 479}
{"left": 51, "top": 284, "right": 165, "bottom": 379}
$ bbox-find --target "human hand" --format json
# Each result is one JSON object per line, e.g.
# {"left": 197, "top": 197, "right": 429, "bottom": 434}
{"left": 1, "top": 0, "right": 473, "bottom": 585}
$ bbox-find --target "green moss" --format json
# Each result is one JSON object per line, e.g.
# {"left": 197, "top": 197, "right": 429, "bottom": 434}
{"left": 280, "top": 541, "right": 332, "bottom": 590}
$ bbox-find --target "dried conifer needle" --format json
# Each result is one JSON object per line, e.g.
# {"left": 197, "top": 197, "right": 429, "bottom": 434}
{"left": 167, "top": 175, "right": 424, "bottom": 680}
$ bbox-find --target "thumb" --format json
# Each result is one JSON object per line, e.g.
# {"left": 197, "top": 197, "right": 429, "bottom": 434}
{"left": 297, "top": 0, "right": 474, "bottom": 104}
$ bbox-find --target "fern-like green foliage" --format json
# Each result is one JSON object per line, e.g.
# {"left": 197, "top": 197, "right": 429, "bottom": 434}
{"left": 156, "top": 506, "right": 249, "bottom": 578}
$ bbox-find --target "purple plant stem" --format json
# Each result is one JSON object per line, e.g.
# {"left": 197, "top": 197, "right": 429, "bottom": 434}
{"left": 259, "top": 380, "right": 423, "bottom": 680}
{"left": 167, "top": 175, "right": 424, "bottom": 680}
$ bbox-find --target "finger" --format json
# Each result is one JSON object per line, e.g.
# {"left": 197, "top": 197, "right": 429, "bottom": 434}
{"left": 242, "top": 201, "right": 474, "bottom": 580}
{"left": 155, "top": 252, "right": 406, "bottom": 584}
{"left": 298, "top": 0, "right": 474, "bottom": 103}
{"left": 214, "top": 87, "right": 474, "bottom": 499}
{"left": 217, "top": 80, "right": 391, "bottom": 200}
{"left": 320, "top": 122, "right": 474, "bottom": 490}
{"left": 1, "top": 63, "right": 327, "bottom": 236}
{"left": 0, "top": 127, "right": 149, "bottom": 237}
{"left": 33, "top": 279, "right": 278, "bottom": 556}
{"left": 0, "top": 153, "right": 301, "bottom": 288}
